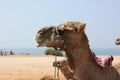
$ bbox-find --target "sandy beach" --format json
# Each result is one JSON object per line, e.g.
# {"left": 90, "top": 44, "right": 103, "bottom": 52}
{"left": 0, "top": 55, "right": 120, "bottom": 80}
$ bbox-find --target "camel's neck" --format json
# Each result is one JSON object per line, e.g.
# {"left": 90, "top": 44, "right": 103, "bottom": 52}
{"left": 64, "top": 33, "right": 101, "bottom": 78}
{"left": 65, "top": 46, "right": 101, "bottom": 79}
{"left": 64, "top": 32, "right": 93, "bottom": 68}
{"left": 65, "top": 46, "right": 94, "bottom": 69}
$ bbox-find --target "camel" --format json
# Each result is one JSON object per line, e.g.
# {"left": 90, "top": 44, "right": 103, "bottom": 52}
{"left": 35, "top": 21, "right": 120, "bottom": 80}
{"left": 53, "top": 60, "right": 77, "bottom": 80}
{"left": 52, "top": 52, "right": 114, "bottom": 80}
{"left": 115, "top": 38, "right": 120, "bottom": 45}
{"left": 41, "top": 60, "right": 76, "bottom": 80}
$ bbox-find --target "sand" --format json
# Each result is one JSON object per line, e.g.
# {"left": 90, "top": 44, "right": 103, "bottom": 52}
{"left": 0, "top": 55, "right": 120, "bottom": 80}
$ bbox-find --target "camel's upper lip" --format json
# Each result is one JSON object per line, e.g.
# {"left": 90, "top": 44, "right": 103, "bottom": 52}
{"left": 34, "top": 33, "right": 42, "bottom": 47}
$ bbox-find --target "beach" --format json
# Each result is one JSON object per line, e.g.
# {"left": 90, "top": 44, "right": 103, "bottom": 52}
{"left": 0, "top": 55, "right": 120, "bottom": 80}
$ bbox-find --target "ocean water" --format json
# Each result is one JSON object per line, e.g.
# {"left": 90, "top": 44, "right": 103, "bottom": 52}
{"left": 0, "top": 47, "right": 120, "bottom": 55}
{"left": 92, "top": 48, "right": 120, "bottom": 55}
{"left": 0, "top": 47, "right": 47, "bottom": 55}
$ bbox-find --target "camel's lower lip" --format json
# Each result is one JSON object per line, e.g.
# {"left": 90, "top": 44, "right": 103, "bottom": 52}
{"left": 36, "top": 42, "right": 48, "bottom": 47}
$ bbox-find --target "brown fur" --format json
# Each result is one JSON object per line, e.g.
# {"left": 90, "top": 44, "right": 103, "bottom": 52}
{"left": 35, "top": 21, "right": 120, "bottom": 80}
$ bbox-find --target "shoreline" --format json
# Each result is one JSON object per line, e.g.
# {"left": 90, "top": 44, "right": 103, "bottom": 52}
{"left": 0, "top": 47, "right": 120, "bottom": 55}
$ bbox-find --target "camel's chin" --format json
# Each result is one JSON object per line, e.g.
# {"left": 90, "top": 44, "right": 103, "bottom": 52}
{"left": 36, "top": 42, "right": 52, "bottom": 47}
{"left": 36, "top": 43, "right": 46, "bottom": 47}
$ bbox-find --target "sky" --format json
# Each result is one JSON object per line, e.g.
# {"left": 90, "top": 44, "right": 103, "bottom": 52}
{"left": 0, "top": 0, "right": 120, "bottom": 49}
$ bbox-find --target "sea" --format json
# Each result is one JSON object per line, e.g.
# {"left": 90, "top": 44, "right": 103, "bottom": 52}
{"left": 0, "top": 47, "right": 120, "bottom": 55}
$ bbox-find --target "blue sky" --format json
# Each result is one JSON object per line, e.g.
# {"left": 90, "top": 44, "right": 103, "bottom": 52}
{"left": 0, "top": 0, "right": 120, "bottom": 49}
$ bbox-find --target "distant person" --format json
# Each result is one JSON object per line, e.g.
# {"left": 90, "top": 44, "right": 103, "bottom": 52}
{"left": 0, "top": 51, "right": 3, "bottom": 55}
{"left": 9, "top": 50, "right": 14, "bottom": 55}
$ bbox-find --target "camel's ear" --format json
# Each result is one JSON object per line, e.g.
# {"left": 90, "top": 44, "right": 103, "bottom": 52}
{"left": 77, "top": 23, "right": 86, "bottom": 32}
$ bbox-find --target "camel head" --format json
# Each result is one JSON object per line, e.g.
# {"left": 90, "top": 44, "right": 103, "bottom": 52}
{"left": 53, "top": 60, "right": 67, "bottom": 68}
{"left": 35, "top": 21, "right": 87, "bottom": 50}
{"left": 115, "top": 38, "right": 120, "bottom": 45}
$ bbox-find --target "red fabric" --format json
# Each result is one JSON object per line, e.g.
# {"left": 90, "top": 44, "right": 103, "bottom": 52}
{"left": 95, "top": 56, "right": 113, "bottom": 67}
{"left": 104, "top": 56, "right": 113, "bottom": 67}
{"left": 92, "top": 51, "right": 114, "bottom": 67}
